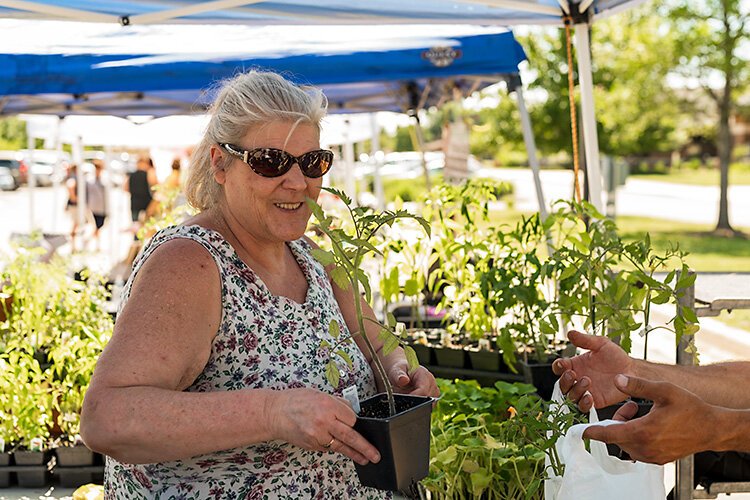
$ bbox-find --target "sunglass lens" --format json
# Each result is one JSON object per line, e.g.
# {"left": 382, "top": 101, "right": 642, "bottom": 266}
{"left": 249, "top": 149, "right": 292, "bottom": 177}
{"left": 300, "top": 151, "right": 333, "bottom": 178}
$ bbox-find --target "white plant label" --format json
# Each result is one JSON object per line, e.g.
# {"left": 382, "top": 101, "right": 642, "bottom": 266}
{"left": 342, "top": 385, "right": 361, "bottom": 414}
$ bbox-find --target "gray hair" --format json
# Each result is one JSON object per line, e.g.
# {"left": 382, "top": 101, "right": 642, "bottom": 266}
{"left": 185, "top": 71, "right": 328, "bottom": 211}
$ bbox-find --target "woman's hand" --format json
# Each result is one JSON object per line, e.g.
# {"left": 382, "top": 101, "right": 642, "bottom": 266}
{"left": 552, "top": 330, "right": 636, "bottom": 412}
{"left": 266, "top": 388, "right": 380, "bottom": 466}
{"left": 388, "top": 362, "right": 440, "bottom": 398}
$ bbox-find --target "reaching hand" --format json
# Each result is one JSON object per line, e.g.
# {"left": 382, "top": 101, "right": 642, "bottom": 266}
{"left": 552, "top": 330, "right": 636, "bottom": 412}
{"left": 267, "top": 388, "right": 380, "bottom": 466}
{"left": 583, "top": 374, "right": 718, "bottom": 464}
{"left": 388, "top": 363, "right": 440, "bottom": 398}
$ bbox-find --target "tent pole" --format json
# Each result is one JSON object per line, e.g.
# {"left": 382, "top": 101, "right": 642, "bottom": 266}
{"left": 52, "top": 117, "right": 63, "bottom": 233}
{"left": 25, "top": 128, "right": 36, "bottom": 231}
{"left": 343, "top": 120, "right": 357, "bottom": 205}
{"left": 573, "top": 22, "right": 604, "bottom": 212}
{"left": 73, "top": 135, "right": 87, "bottom": 236}
{"left": 509, "top": 75, "right": 547, "bottom": 220}
{"left": 411, "top": 113, "right": 431, "bottom": 193}
{"left": 369, "top": 114, "right": 385, "bottom": 210}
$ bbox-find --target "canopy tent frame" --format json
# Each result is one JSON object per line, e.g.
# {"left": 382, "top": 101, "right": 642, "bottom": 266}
{"left": 0, "top": 0, "right": 622, "bottom": 211}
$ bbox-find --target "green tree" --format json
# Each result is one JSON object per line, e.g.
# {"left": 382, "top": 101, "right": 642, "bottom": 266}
{"left": 470, "top": 93, "right": 524, "bottom": 163}
{"left": 0, "top": 117, "right": 28, "bottom": 150}
{"left": 519, "top": 2, "right": 680, "bottom": 159}
{"left": 669, "top": 0, "right": 749, "bottom": 234}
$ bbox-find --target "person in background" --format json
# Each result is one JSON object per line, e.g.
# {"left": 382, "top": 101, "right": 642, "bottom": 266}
{"left": 86, "top": 160, "right": 108, "bottom": 251}
{"left": 65, "top": 163, "right": 80, "bottom": 251}
{"left": 125, "top": 155, "right": 157, "bottom": 224}
{"left": 80, "top": 70, "right": 439, "bottom": 499}
{"left": 164, "top": 158, "right": 182, "bottom": 189}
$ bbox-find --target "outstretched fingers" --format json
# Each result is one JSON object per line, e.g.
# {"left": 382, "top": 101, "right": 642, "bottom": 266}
{"left": 566, "top": 330, "right": 610, "bottom": 352}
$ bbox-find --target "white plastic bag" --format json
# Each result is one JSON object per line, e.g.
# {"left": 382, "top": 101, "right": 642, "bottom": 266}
{"left": 544, "top": 382, "right": 665, "bottom": 500}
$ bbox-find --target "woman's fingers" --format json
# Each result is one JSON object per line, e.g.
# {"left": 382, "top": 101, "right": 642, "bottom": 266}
{"left": 329, "top": 417, "right": 380, "bottom": 465}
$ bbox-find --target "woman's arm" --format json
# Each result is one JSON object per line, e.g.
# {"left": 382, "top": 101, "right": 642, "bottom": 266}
{"left": 81, "top": 238, "right": 379, "bottom": 465}
{"left": 81, "top": 239, "right": 272, "bottom": 462}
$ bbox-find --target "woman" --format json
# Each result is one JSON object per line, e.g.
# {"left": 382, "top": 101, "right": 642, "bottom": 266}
{"left": 125, "top": 155, "right": 157, "bottom": 223}
{"left": 164, "top": 158, "right": 182, "bottom": 189}
{"left": 81, "top": 71, "right": 438, "bottom": 499}
{"left": 86, "top": 160, "right": 108, "bottom": 251}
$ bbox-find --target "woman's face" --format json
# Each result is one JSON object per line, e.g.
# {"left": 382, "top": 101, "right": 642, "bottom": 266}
{"left": 213, "top": 120, "right": 324, "bottom": 244}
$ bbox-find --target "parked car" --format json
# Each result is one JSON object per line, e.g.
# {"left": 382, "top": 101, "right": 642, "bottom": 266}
{"left": 0, "top": 166, "right": 17, "bottom": 191}
{"left": 0, "top": 150, "right": 28, "bottom": 186}
{"left": 20, "top": 149, "right": 70, "bottom": 187}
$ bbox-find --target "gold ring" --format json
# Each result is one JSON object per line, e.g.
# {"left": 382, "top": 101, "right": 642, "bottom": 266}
{"left": 323, "top": 438, "right": 335, "bottom": 449}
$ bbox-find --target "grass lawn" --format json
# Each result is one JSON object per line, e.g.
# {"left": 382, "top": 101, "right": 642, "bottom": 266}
{"left": 718, "top": 309, "right": 750, "bottom": 332}
{"left": 630, "top": 167, "right": 750, "bottom": 186}
{"left": 615, "top": 216, "right": 750, "bottom": 272}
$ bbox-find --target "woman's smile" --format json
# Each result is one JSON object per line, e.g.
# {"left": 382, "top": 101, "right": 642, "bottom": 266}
{"left": 274, "top": 202, "right": 304, "bottom": 211}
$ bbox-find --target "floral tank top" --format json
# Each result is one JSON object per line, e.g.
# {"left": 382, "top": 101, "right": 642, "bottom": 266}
{"left": 105, "top": 225, "right": 390, "bottom": 500}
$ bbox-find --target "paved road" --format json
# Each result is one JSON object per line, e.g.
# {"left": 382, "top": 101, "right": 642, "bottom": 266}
{"left": 479, "top": 167, "right": 750, "bottom": 228}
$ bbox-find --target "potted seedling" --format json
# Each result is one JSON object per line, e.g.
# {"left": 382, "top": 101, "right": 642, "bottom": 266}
{"left": 48, "top": 275, "right": 113, "bottom": 486}
{"left": 425, "top": 180, "right": 506, "bottom": 374}
{"left": 2, "top": 349, "right": 53, "bottom": 488}
{"left": 307, "top": 188, "right": 434, "bottom": 493}
{"left": 0, "top": 358, "right": 15, "bottom": 488}
{"left": 478, "top": 214, "right": 563, "bottom": 398}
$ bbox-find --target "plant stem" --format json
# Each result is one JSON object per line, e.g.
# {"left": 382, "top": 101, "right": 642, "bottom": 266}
{"left": 352, "top": 250, "right": 396, "bottom": 415}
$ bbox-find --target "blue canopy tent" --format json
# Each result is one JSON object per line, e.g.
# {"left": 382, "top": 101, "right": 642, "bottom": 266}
{"left": 0, "top": 23, "right": 548, "bottom": 225}
{"left": 0, "top": 25, "right": 527, "bottom": 117}
{"left": 0, "top": 0, "right": 649, "bottom": 212}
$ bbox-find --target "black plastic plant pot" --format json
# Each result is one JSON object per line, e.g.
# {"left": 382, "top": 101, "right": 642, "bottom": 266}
{"left": 14, "top": 450, "right": 47, "bottom": 488}
{"left": 411, "top": 343, "right": 435, "bottom": 366}
{"left": 467, "top": 348, "right": 501, "bottom": 372}
{"left": 0, "top": 452, "right": 11, "bottom": 488}
{"left": 433, "top": 345, "right": 466, "bottom": 368}
{"left": 354, "top": 393, "right": 433, "bottom": 493}
{"left": 596, "top": 400, "right": 653, "bottom": 460}
{"left": 55, "top": 445, "right": 96, "bottom": 487}
{"left": 520, "top": 358, "right": 558, "bottom": 400}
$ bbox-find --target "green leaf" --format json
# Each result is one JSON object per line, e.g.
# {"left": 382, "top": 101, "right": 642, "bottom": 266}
{"left": 415, "top": 216, "right": 432, "bottom": 238}
{"left": 676, "top": 269, "right": 696, "bottom": 291}
{"left": 404, "top": 345, "right": 419, "bottom": 374}
{"left": 325, "top": 360, "right": 340, "bottom": 388}
{"left": 335, "top": 350, "right": 353, "bottom": 367}
{"left": 305, "top": 197, "right": 325, "bottom": 222}
{"left": 404, "top": 278, "right": 419, "bottom": 296}
{"left": 386, "top": 313, "right": 396, "bottom": 328}
{"left": 382, "top": 332, "right": 400, "bottom": 356}
{"left": 683, "top": 322, "right": 700, "bottom": 336}
{"left": 310, "top": 248, "right": 336, "bottom": 266}
{"left": 559, "top": 264, "right": 578, "bottom": 281}
{"left": 432, "top": 445, "right": 457, "bottom": 465}
{"left": 681, "top": 305, "right": 699, "bottom": 325}
{"left": 330, "top": 266, "right": 350, "bottom": 290}
{"left": 328, "top": 319, "right": 340, "bottom": 339}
